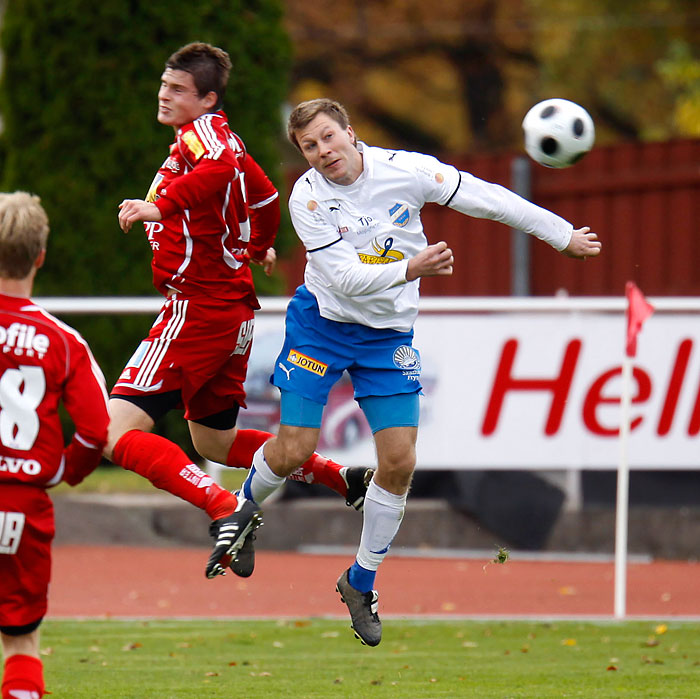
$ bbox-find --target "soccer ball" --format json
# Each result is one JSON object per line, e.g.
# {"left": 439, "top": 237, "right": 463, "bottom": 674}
{"left": 522, "top": 98, "right": 595, "bottom": 168}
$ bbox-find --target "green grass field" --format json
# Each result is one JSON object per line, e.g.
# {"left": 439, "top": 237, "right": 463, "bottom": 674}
{"left": 40, "top": 618, "right": 699, "bottom": 698}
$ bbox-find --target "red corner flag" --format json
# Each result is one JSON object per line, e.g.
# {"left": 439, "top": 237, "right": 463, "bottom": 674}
{"left": 625, "top": 281, "right": 654, "bottom": 357}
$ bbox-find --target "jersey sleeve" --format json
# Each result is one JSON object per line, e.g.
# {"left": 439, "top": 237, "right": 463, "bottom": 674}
{"left": 447, "top": 170, "right": 573, "bottom": 251}
{"left": 154, "top": 155, "right": 237, "bottom": 220}
{"left": 403, "top": 151, "right": 461, "bottom": 205}
{"left": 60, "top": 339, "right": 110, "bottom": 486}
{"left": 243, "top": 153, "right": 280, "bottom": 260}
{"left": 289, "top": 185, "right": 343, "bottom": 252}
{"left": 309, "top": 238, "right": 409, "bottom": 296}
{"left": 154, "top": 121, "right": 238, "bottom": 219}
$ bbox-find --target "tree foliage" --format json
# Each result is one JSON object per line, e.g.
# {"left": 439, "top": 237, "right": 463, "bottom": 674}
{"left": 0, "top": 0, "right": 291, "bottom": 390}
{"left": 283, "top": 0, "right": 699, "bottom": 155}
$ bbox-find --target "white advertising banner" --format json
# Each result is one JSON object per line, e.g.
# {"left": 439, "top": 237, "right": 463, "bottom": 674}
{"left": 241, "top": 309, "right": 700, "bottom": 470}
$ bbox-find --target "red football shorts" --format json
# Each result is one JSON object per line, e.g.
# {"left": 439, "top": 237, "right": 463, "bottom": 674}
{"left": 0, "top": 484, "right": 54, "bottom": 628}
{"left": 111, "top": 294, "right": 256, "bottom": 421}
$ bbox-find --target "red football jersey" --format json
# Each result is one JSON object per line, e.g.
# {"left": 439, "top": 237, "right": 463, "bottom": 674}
{"left": 0, "top": 294, "right": 110, "bottom": 488}
{"left": 145, "top": 109, "right": 280, "bottom": 301}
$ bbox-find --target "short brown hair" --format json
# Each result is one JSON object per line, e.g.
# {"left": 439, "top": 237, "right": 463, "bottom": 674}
{"left": 0, "top": 191, "right": 49, "bottom": 279}
{"left": 287, "top": 98, "right": 352, "bottom": 150}
{"left": 166, "top": 42, "right": 232, "bottom": 110}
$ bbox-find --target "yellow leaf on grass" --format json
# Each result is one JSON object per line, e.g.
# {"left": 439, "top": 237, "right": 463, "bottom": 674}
{"left": 561, "top": 639, "right": 577, "bottom": 646}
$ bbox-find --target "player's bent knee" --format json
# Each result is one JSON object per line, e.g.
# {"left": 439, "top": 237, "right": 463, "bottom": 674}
{"left": 277, "top": 437, "right": 316, "bottom": 471}
{"left": 268, "top": 425, "right": 318, "bottom": 474}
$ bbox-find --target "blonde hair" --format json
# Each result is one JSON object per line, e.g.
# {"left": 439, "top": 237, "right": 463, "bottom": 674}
{"left": 0, "top": 191, "right": 49, "bottom": 279}
{"left": 287, "top": 98, "right": 353, "bottom": 150}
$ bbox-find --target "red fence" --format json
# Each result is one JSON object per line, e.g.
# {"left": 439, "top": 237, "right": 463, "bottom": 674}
{"left": 279, "top": 138, "right": 699, "bottom": 297}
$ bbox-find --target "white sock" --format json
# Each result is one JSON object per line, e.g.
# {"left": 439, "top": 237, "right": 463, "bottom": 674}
{"left": 240, "top": 445, "right": 286, "bottom": 505}
{"left": 356, "top": 479, "right": 407, "bottom": 571}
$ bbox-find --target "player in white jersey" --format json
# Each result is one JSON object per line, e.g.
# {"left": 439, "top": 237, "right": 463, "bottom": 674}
{"left": 239, "top": 98, "right": 601, "bottom": 646}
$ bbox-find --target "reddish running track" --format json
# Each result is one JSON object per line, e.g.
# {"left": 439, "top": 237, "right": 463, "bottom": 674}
{"left": 49, "top": 546, "right": 700, "bottom": 619}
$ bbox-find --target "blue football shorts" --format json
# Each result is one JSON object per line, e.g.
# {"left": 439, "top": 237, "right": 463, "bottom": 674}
{"left": 272, "top": 286, "right": 422, "bottom": 428}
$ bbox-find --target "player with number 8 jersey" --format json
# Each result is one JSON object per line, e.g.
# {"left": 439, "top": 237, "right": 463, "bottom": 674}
{"left": 0, "top": 298, "right": 109, "bottom": 489}
{"left": 0, "top": 191, "right": 110, "bottom": 699}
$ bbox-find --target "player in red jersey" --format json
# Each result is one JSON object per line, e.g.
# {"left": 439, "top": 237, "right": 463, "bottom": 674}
{"left": 0, "top": 192, "right": 110, "bottom": 699}
{"left": 108, "top": 42, "right": 371, "bottom": 580}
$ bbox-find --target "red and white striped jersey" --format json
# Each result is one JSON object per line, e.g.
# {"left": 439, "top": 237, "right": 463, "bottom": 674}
{"left": 145, "top": 109, "right": 280, "bottom": 301}
{"left": 0, "top": 294, "right": 110, "bottom": 488}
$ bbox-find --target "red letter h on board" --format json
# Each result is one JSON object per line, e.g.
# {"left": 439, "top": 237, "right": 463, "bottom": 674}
{"left": 481, "top": 339, "right": 582, "bottom": 436}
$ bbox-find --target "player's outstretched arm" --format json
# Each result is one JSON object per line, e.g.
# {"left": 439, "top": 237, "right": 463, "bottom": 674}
{"left": 406, "top": 241, "right": 454, "bottom": 281}
{"left": 562, "top": 227, "right": 601, "bottom": 259}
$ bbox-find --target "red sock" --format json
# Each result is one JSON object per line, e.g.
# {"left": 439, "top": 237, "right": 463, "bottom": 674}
{"left": 227, "top": 429, "right": 348, "bottom": 497}
{"left": 113, "top": 430, "right": 237, "bottom": 519}
{"left": 2, "top": 654, "right": 44, "bottom": 699}
{"left": 290, "top": 452, "right": 347, "bottom": 496}
{"left": 225, "top": 429, "right": 271, "bottom": 469}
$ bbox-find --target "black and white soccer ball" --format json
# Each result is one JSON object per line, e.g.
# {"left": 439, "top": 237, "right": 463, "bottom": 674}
{"left": 522, "top": 98, "right": 595, "bottom": 168}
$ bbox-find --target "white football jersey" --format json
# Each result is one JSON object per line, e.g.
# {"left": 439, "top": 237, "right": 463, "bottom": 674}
{"left": 289, "top": 142, "right": 571, "bottom": 332}
{"left": 289, "top": 143, "right": 459, "bottom": 331}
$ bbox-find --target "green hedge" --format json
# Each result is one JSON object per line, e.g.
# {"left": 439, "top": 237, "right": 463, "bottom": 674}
{"left": 0, "top": 0, "right": 291, "bottom": 453}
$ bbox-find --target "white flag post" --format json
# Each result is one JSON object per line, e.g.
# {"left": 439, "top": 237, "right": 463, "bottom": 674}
{"left": 614, "top": 355, "right": 633, "bottom": 619}
{"left": 614, "top": 282, "right": 654, "bottom": 619}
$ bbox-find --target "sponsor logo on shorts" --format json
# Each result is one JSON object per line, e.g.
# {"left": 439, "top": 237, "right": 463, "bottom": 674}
{"left": 393, "top": 345, "right": 421, "bottom": 380}
{"left": 277, "top": 362, "right": 295, "bottom": 380}
{"left": 287, "top": 349, "right": 328, "bottom": 376}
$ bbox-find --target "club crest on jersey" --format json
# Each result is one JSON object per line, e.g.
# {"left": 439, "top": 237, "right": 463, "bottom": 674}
{"left": 393, "top": 345, "right": 420, "bottom": 371}
{"left": 389, "top": 202, "right": 410, "bottom": 227}
{"left": 287, "top": 349, "right": 328, "bottom": 376}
